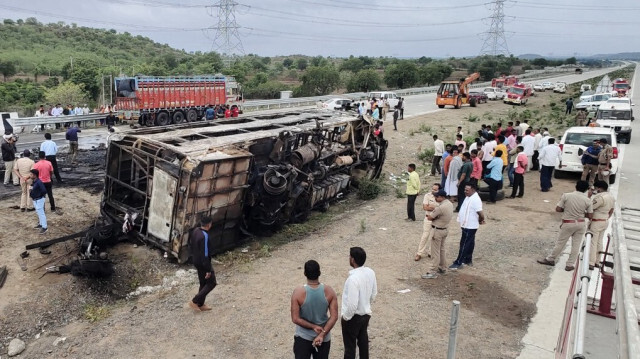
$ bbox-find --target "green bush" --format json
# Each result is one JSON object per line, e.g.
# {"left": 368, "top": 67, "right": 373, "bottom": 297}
{"left": 417, "top": 148, "right": 435, "bottom": 163}
{"left": 356, "top": 178, "right": 384, "bottom": 200}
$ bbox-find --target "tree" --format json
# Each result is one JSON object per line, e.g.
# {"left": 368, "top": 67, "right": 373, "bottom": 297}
{"left": 418, "top": 62, "right": 453, "bottom": 86}
{"left": 296, "top": 58, "right": 308, "bottom": 71}
{"left": 283, "top": 58, "right": 294, "bottom": 69}
{"left": 564, "top": 57, "right": 577, "bottom": 65}
{"left": 340, "top": 56, "right": 365, "bottom": 73}
{"left": 532, "top": 58, "right": 548, "bottom": 67}
{"left": 310, "top": 56, "right": 327, "bottom": 67}
{"left": 0, "top": 60, "right": 17, "bottom": 82}
{"left": 297, "top": 66, "right": 340, "bottom": 96}
{"left": 384, "top": 61, "right": 419, "bottom": 89}
{"left": 347, "top": 69, "right": 381, "bottom": 93}
{"left": 44, "top": 81, "right": 89, "bottom": 106}
{"left": 61, "top": 58, "right": 100, "bottom": 99}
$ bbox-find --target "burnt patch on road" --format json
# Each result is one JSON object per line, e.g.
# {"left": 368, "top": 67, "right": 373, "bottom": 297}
{"left": 411, "top": 272, "right": 536, "bottom": 329}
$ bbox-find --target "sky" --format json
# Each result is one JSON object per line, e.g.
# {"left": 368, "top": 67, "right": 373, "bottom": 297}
{"left": 1, "top": 0, "right": 639, "bottom": 58}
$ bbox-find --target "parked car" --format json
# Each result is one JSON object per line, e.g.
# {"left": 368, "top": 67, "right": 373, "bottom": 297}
{"left": 542, "top": 82, "right": 554, "bottom": 90}
{"left": 367, "top": 91, "right": 400, "bottom": 108}
{"left": 533, "top": 83, "right": 544, "bottom": 92}
{"left": 555, "top": 126, "right": 618, "bottom": 183}
{"left": 580, "top": 84, "right": 592, "bottom": 92}
{"left": 469, "top": 91, "right": 488, "bottom": 104}
{"left": 321, "top": 98, "right": 353, "bottom": 111}
{"left": 575, "top": 93, "right": 612, "bottom": 111}
{"left": 553, "top": 82, "right": 567, "bottom": 93}
{"left": 483, "top": 87, "right": 506, "bottom": 100}
{"left": 580, "top": 90, "right": 595, "bottom": 102}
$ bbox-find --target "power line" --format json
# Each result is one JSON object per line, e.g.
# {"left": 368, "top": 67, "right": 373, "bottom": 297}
{"left": 292, "top": 0, "right": 488, "bottom": 11}
{"left": 95, "top": 0, "right": 210, "bottom": 8}
{"left": 479, "top": 0, "right": 509, "bottom": 56}
{"left": 509, "top": 0, "right": 640, "bottom": 10}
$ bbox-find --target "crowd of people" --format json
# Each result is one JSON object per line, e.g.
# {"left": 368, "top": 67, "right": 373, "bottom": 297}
{"left": 354, "top": 97, "right": 405, "bottom": 131}
{"left": 405, "top": 119, "right": 615, "bottom": 279}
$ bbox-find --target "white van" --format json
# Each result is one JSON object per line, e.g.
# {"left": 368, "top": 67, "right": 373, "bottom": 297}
{"left": 483, "top": 87, "right": 506, "bottom": 100}
{"left": 595, "top": 102, "right": 633, "bottom": 143}
{"left": 555, "top": 126, "right": 619, "bottom": 183}
{"left": 367, "top": 91, "right": 400, "bottom": 108}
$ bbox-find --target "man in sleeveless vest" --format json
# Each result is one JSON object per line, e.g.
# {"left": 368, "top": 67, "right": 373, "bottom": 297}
{"left": 291, "top": 260, "right": 338, "bottom": 359}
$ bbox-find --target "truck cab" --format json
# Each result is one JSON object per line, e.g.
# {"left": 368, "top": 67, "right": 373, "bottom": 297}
{"left": 503, "top": 83, "right": 532, "bottom": 105}
{"left": 612, "top": 78, "right": 631, "bottom": 97}
{"left": 491, "top": 75, "right": 518, "bottom": 89}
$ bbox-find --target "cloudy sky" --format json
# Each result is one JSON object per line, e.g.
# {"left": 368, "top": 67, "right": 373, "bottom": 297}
{"left": 1, "top": 0, "right": 639, "bottom": 57}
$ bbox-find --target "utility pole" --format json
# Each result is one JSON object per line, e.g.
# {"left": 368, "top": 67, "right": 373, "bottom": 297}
{"left": 479, "top": 0, "right": 510, "bottom": 56}
{"left": 209, "top": 0, "right": 245, "bottom": 67}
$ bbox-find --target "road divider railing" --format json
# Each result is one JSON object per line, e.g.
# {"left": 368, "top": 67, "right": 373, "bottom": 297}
{"left": 8, "top": 113, "right": 106, "bottom": 129}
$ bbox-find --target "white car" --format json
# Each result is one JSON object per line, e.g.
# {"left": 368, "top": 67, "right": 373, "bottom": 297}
{"left": 483, "top": 87, "right": 506, "bottom": 100}
{"left": 542, "top": 82, "right": 554, "bottom": 90}
{"left": 533, "top": 84, "right": 544, "bottom": 92}
{"left": 553, "top": 82, "right": 567, "bottom": 93}
{"left": 575, "top": 93, "right": 612, "bottom": 111}
{"left": 321, "top": 98, "right": 353, "bottom": 110}
{"left": 555, "top": 126, "right": 619, "bottom": 183}
{"left": 367, "top": 91, "right": 400, "bottom": 109}
{"left": 595, "top": 102, "right": 633, "bottom": 144}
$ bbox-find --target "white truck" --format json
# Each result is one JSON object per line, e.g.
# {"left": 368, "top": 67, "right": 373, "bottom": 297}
{"left": 595, "top": 101, "right": 634, "bottom": 143}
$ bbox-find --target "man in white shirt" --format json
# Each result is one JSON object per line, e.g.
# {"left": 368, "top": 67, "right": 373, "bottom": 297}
{"left": 480, "top": 134, "right": 497, "bottom": 175}
{"left": 450, "top": 184, "right": 485, "bottom": 270}
{"left": 82, "top": 104, "right": 90, "bottom": 115}
{"left": 51, "top": 104, "right": 63, "bottom": 117}
{"left": 73, "top": 105, "right": 83, "bottom": 116}
{"left": 341, "top": 247, "right": 377, "bottom": 359}
{"left": 431, "top": 135, "right": 444, "bottom": 176}
{"left": 40, "top": 133, "right": 63, "bottom": 183}
{"left": 538, "top": 131, "right": 551, "bottom": 149}
{"left": 519, "top": 120, "right": 530, "bottom": 136}
{"left": 520, "top": 129, "right": 535, "bottom": 171}
{"left": 538, "top": 137, "right": 562, "bottom": 192}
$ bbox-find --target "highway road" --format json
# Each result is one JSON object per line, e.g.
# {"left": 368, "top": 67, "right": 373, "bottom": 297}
{"left": 12, "top": 64, "right": 626, "bottom": 153}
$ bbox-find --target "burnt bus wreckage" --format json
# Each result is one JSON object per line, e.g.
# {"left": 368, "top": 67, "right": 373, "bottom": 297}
{"left": 99, "top": 110, "right": 387, "bottom": 263}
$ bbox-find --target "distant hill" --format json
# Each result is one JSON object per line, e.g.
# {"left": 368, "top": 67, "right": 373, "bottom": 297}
{"left": 0, "top": 18, "right": 199, "bottom": 77}
{"left": 518, "top": 54, "right": 545, "bottom": 60}
{"left": 588, "top": 52, "right": 640, "bottom": 60}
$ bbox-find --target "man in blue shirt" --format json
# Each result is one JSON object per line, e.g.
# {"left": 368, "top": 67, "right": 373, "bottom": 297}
{"left": 484, "top": 150, "right": 504, "bottom": 203}
{"left": 205, "top": 105, "right": 216, "bottom": 121}
{"left": 40, "top": 133, "right": 62, "bottom": 183}
{"left": 29, "top": 169, "right": 48, "bottom": 234}
{"left": 189, "top": 215, "right": 217, "bottom": 312}
{"left": 581, "top": 140, "right": 601, "bottom": 187}
{"left": 440, "top": 144, "right": 452, "bottom": 188}
{"left": 65, "top": 125, "right": 81, "bottom": 165}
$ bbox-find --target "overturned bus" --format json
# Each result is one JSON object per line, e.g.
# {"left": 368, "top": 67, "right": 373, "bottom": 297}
{"left": 101, "top": 111, "right": 387, "bottom": 262}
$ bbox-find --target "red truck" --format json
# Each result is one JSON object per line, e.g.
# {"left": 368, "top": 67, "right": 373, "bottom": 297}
{"left": 115, "top": 75, "right": 243, "bottom": 126}
{"left": 491, "top": 75, "right": 518, "bottom": 89}
{"left": 612, "top": 78, "right": 631, "bottom": 97}
{"left": 503, "top": 82, "right": 532, "bottom": 105}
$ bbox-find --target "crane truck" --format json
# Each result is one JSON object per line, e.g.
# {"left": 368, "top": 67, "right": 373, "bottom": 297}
{"left": 436, "top": 73, "right": 480, "bottom": 109}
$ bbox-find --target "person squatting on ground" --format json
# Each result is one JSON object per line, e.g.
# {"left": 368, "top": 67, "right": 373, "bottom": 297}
{"left": 189, "top": 216, "right": 217, "bottom": 312}
{"left": 450, "top": 184, "right": 485, "bottom": 270}
{"left": 30, "top": 169, "right": 48, "bottom": 234}
{"left": 421, "top": 190, "right": 454, "bottom": 279}
{"left": 587, "top": 181, "right": 614, "bottom": 270}
{"left": 32, "top": 151, "right": 56, "bottom": 212}
{"left": 40, "top": 133, "right": 63, "bottom": 183}
{"left": 405, "top": 163, "right": 420, "bottom": 221}
{"left": 537, "top": 180, "right": 593, "bottom": 271}
{"left": 341, "top": 247, "right": 377, "bottom": 359}
{"left": 415, "top": 183, "right": 441, "bottom": 261}
{"left": 290, "top": 260, "right": 338, "bottom": 359}
{"left": 484, "top": 150, "right": 504, "bottom": 203}
{"left": 13, "top": 149, "right": 35, "bottom": 211}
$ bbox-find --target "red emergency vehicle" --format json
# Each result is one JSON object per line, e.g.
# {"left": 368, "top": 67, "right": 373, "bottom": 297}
{"left": 612, "top": 78, "right": 631, "bottom": 97}
{"left": 503, "top": 82, "right": 532, "bottom": 105}
{"left": 115, "top": 75, "right": 243, "bottom": 126}
{"left": 491, "top": 75, "right": 518, "bottom": 89}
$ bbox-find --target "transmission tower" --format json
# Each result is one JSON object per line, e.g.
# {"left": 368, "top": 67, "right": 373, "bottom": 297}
{"left": 210, "top": 0, "right": 244, "bottom": 66}
{"left": 479, "top": 0, "right": 510, "bottom": 56}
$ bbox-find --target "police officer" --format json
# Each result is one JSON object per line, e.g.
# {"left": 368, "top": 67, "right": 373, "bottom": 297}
{"left": 588, "top": 180, "right": 615, "bottom": 269}
{"left": 421, "top": 190, "right": 454, "bottom": 279}
{"left": 597, "top": 138, "right": 613, "bottom": 184}
{"left": 415, "top": 183, "right": 441, "bottom": 261}
{"left": 537, "top": 180, "right": 593, "bottom": 271}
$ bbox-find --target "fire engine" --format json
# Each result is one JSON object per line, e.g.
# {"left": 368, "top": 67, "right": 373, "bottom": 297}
{"left": 503, "top": 83, "right": 532, "bottom": 106}
{"left": 611, "top": 78, "right": 631, "bottom": 97}
{"left": 491, "top": 75, "right": 518, "bottom": 89}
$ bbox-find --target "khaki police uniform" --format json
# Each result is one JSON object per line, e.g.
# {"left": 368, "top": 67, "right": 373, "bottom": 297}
{"left": 417, "top": 192, "right": 437, "bottom": 258}
{"left": 428, "top": 199, "right": 454, "bottom": 273}
{"left": 575, "top": 111, "right": 587, "bottom": 126}
{"left": 597, "top": 144, "right": 613, "bottom": 184}
{"left": 546, "top": 191, "right": 593, "bottom": 267}
{"left": 588, "top": 191, "right": 615, "bottom": 266}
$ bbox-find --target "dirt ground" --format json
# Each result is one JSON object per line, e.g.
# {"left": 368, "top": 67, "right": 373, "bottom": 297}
{"left": 0, "top": 90, "right": 582, "bottom": 358}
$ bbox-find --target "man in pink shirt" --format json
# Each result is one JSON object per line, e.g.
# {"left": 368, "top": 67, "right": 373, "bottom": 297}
{"left": 32, "top": 151, "right": 56, "bottom": 211}
{"left": 509, "top": 146, "right": 528, "bottom": 198}
{"left": 469, "top": 149, "right": 482, "bottom": 187}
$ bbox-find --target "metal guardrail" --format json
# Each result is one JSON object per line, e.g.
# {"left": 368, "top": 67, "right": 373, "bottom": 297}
{"left": 612, "top": 206, "right": 640, "bottom": 359}
{"left": 10, "top": 113, "right": 105, "bottom": 127}
{"left": 572, "top": 233, "right": 593, "bottom": 359}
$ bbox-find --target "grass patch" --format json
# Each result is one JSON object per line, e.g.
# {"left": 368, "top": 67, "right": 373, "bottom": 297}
{"left": 417, "top": 148, "right": 434, "bottom": 164}
{"left": 466, "top": 114, "right": 479, "bottom": 122}
{"left": 409, "top": 123, "right": 432, "bottom": 136}
{"left": 357, "top": 177, "right": 385, "bottom": 200}
{"left": 84, "top": 304, "right": 110, "bottom": 323}
{"left": 359, "top": 219, "right": 367, "bottom": 234}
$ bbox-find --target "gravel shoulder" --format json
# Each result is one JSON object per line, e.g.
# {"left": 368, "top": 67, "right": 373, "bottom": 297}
{"left": 0, "top": 92, "right": 579, "bottom": 358}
